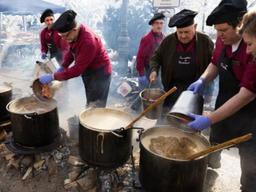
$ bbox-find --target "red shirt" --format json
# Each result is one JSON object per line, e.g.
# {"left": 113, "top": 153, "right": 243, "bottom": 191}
{"left": 54, "top": 25, "right": 112, "bottom": 80}
{"left": 176, "top": 36, "right": 195, "bottom": 52}
{"left": 212, "top": 37, "right": 256, "bottom": 93}
{"left": 136, "top": 31, "right": 164, "bottom": 76}
{"left": 40, "top": 27, "right": 69, "bottom": 55}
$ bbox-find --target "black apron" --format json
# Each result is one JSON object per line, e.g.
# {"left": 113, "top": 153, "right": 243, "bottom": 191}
{"left": 47, "top": 32, "right": 62, "bottom": 63}
{"left": 165, "top": 48, "right": 197, "bottom": 107}
{"left": 47, "top": 32, "right": 58, "bottom": 58}
{"left": 210, "top": 47, "right": 256, "bottom": 144}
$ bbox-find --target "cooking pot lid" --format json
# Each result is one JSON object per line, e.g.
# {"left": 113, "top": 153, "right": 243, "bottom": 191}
{"left": 140, "top": 126, "right": 210, "bottom": 161}
{"left": 7, "top": 96, "right": 57, "bottom": 114}
{"left": 0, "top": 84, "right": 12, "bottom": 94}
{"left": 79, "top": 108, "right": 134, "bottom": 132}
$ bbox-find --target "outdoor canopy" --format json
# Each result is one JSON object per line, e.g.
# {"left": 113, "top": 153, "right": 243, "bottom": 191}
{"left": 0, "top": 0, "right": 65, "bottom": 15}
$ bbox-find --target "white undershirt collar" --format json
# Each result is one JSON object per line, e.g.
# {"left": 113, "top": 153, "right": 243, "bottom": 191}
{"left": 231, "top": 39, "right": 242, "bottom": 53}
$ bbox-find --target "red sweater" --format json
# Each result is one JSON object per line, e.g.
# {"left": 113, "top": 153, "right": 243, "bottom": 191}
{"left": 136, "top": 31, "right": 164, "bottom": 76}
{"left": 40, "top": 27, "right": 69, "bottom": 55}
{"left": 54, "top": 25, "right": 112, "bottom": 80}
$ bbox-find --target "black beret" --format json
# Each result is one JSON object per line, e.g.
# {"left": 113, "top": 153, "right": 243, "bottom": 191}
{"left": 206, "top": 0, "right": 247, "bottom": 26}
{"left": 51, "top": 10, "right": 77, "bottom": 33}
{"left": 148, "top": 13, "right": 165, "bottom": 25}
{"left": 40, "top": 9, "right": 54, "bottom": 23}
{"left": 168, "top": 9, "right": 198, "bottom": 28}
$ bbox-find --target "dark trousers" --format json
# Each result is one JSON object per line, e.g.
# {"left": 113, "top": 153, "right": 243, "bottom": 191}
{"left": 239, "top": 140, "right": 256, "bottom": 192}
{"left": 81, "top": 67, "right": 111, "bottom": 108}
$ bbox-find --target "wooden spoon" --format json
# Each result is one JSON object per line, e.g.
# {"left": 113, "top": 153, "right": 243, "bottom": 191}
{"left": 188, "top": 133, "right": 253, "bottom": 160}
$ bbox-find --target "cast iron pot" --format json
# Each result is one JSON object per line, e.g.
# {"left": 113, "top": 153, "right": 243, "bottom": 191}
{"left": 6, "top": 96, "right": 59, "bottom": 147}
{"left": 79, "top": 108, "right": 134, "bottom": 169}
{"left": 0, "top": 84, "right": 12, "bottom": 121}
{"left": 139, "top": 126, "right": 210, "bottom": 192}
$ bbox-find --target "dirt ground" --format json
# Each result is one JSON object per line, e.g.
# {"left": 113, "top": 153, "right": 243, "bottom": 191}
{"left": 0, "top": 69, "right": 242, "bottom": 192}
{"left": 0, "top": 151, "right": 73, "bottom": 192}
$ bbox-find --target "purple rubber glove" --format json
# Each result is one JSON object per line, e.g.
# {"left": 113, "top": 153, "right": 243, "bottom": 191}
{"left": 187, "top": 78, "right": 205, "bottom": 94}
{"left": 41, "top": 52, "right": 47, "bottom": 60}
{"left": 56, "top": 66, "right": 65, "bottom": 73}
{"left": 138, "top": 75, "right": 148, "bottom": 89}
{"left": 187, "top": 113, "right": 212, "bottom": 131}
{"left": 39, "top": 74, "right": 53, "bottom": 84}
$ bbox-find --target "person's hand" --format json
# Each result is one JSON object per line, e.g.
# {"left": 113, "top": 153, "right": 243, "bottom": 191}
{"left": 187, "top": 78, "right": 205, "bottom": 94}
{"left": 56, "top": 66, "right": 65, "bottom": 73}
{"left": 41, "top": 52, "right": 47, "bottom": 60}
{"left": 187, "top": 113, "right": 212, "bottom": 131}
{"left": 39, "top": 74, "right": 53, "bottom": 84}
{"left": 149, "top": 71, "right": 157, "bottom": 84}
{"left": 138, "top": 75, "right": 148, "bottom": 89}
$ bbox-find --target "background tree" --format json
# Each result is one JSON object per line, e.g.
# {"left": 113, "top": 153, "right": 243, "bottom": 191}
{"left": 102, "top": 2, "right": 153, "bottom": 59}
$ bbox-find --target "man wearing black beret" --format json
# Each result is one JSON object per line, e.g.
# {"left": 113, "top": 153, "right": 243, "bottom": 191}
{"left": 39, "top": 10, "right": 112, "bottom": 107}
{"left": 149, "top": 9, "right": 214, "bottom": 108}
{"left": 187, "top": 0, "right": 256, "bottom": 191}
{"left": 40, "top": 9, "right": 69, "bottom": 64}
{"left": 136, "top": 12, "right": 165, "bottom": 89}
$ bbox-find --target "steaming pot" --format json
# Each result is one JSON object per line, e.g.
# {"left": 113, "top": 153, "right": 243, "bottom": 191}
{"left": 6, "top": 96, "right": 59, "bottom": 147}
{"left": 79, "top": 108, "right": 135, "bottom": 168}
{"left": 139, "top": 125, "right": 210, "bottom": 192}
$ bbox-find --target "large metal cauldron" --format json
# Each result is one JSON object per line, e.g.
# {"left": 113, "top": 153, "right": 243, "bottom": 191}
{"left": 79, "top": 108, "right": 134, "bottom": 169}
{"left": 139, "top": 126, "right": 210, "bottom": 192}
{"left": 0, "top": 84, "right": 12, "bottom": 121}
{"left": 6, "top": 96, "right": 59, "bottom": 147}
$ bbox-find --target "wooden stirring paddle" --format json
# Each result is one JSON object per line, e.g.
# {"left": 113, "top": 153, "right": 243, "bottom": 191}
{"left": 188, "top": 133, "right": 253, "bottom": 160}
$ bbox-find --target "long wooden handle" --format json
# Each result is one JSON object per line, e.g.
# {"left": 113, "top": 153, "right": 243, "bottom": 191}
{"left": 188, "top": 133, "right": 253, "bottom": 160}
{"left": 124, "top": 86, "right": 177, "bottom": 130}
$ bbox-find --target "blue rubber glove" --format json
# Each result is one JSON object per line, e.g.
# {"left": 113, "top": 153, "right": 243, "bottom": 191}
{"left": 41, "top": 52, "right": 47, "bottom": 60}
{"left": 187, "top": 113, "right": 212, "bottom": 131}
{"left": 138, "top": 75, "right": 148, "bottom": 89}
{"left": 187, "top": 78, "right": 205, "bottom": 94}
{"left": 39, "top": 74, "right": 53, "bottom": 84}
{"left": 56, "top": 66, "right": 65, "bottom": 73}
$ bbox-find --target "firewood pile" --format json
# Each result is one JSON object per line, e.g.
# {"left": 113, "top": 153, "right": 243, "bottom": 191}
{"left": 64, "top": 154, "right": 141, "bottom": 192}
{"left": 0, "top": 143, "right": 70, "bottom": 181}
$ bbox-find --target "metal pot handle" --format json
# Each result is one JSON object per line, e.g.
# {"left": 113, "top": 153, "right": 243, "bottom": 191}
{"left": 5, "top": 101, "right": 12, "bottom": 112}
{"left": 111, "top": 127, "right": 125, "bottom": 138}
{"left": 111, "top": 131, "right": 124, "bottom": 138}
{"left": 135, "top": 127, "right": 145, "bottom": 142}
{"left": 96, "top": 133, "right": 105, "bottom": 154}
{"left": 24, "top": 112, "right": 38, "bottom": 120}
{"left": 111, "top": 126, "right": 145, "bottom": 138}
